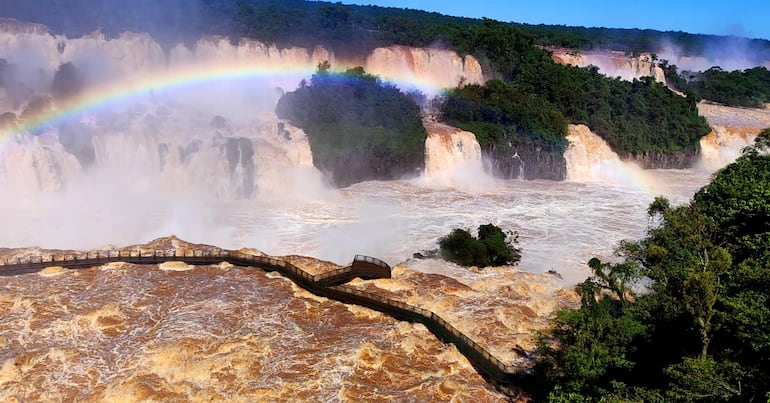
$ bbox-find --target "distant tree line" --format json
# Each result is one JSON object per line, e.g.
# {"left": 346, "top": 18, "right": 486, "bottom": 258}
{"left": 5, "top": 0, "right": 769, "bottom": 61}
{"left": 518, "top": 23, "right": 770, "bottom": 61}
{"left": 665, "top": 64, "right": 770, "bottom": 108}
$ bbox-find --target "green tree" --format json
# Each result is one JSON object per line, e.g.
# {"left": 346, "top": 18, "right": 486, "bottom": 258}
{"left": 438, "top": 228, "right": 488, "bottom": 267}
{"left": 535, "top": 274, "right": 645, "bottom": 400}
{"left": 438, "top": 223, "right": 521, "bottom": 267}
{"left": 533, "top": 135, "right": 770, "bottom": 402}
{"left": 276, "top": 65, "right": 426, "bottom": 187}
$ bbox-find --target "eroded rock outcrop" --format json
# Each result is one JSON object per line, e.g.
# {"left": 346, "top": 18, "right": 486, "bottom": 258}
{"left": 484, "top": 144, "right": 567, "bottom": 181}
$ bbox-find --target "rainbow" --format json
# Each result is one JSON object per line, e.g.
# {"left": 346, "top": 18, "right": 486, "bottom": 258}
{"left": 0, "top": 63, "right": 672, "bottom": 196}
{"left": 0, "top": 62, "right": 447, "bottom": 143}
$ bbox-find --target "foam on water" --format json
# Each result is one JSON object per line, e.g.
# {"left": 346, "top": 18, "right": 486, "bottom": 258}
{"left": 0, "top": 26, "right": 729, "bottom": 285}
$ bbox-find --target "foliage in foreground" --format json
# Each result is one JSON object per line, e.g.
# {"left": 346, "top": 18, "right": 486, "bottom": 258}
{"left": 533, "top": 131, "right": 770, "bottom": 402}
{"left": 438, "top": 224, "right": 521, "bottom": 267}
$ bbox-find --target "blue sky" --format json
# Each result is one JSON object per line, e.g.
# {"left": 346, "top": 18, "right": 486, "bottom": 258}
{"left": 338, "top": 1, "right": 770, "bottom": 40}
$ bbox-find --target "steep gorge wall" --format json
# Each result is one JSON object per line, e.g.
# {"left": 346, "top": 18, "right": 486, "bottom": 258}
{"left": 484, "top": 144, "right": 566, "bottom": 180}
{"left": 620, "top": 149, "right": 699, "bottom": 169}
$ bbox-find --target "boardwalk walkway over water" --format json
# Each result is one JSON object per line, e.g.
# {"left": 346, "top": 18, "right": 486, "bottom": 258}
{"left": 0, "top": 250, "right": 525, "bottom": 386}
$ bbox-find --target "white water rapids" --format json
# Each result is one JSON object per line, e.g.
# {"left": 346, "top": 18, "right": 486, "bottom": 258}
{"left": 0, "top": 25, "right": 753, "bottom": 285}
{"left": 1, "top": 126, "right": 711, "bottom": 285}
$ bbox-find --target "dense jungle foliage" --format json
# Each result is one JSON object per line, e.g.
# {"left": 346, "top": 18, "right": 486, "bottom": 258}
{"left": 438, "top": 20, "right": 710, "bottom": 157}
{"left": 665, "top": 65, "right": 770, "bottom": 108}
{"left": 275, "top": 64, "right": 426, "bottom": 187}
{"left": 531, "top": 131, "right": 770, "bottom": 402}
{"left": 438, "top": 223, "right": 521, "bottom": 267}
{"left": 440, "top": 80, "right": 569, "bottom": 156}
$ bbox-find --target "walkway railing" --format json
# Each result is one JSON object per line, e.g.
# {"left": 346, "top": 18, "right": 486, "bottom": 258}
{"left": 0, "top": 249, "right": 524, "bottom": 384}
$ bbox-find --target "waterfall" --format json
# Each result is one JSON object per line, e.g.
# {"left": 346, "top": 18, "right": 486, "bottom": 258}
{"left": 365, "top": 46, "right": 483, "bottom": 91}
{"left": 422, "top": 119, "right": 493, "bottom": 191}
{"left": 0, "top": 21, "right": 483, "bottom": 199}
{"left": 564, "top": 124, "right": 645, "bottom": 185}
{"left": 0, "top": 132, "right": 81, "bottom": 194}
{"left": 0, "top": 105, "right": 317, "bottom": 200}
{"left": 698, "top": 126, "right": 756, "bottom": 171}
{"left": 696, "top": 103, "right": 770, "bottom": 170}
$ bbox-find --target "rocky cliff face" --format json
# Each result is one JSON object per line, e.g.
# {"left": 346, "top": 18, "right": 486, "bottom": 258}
{"left": 484, "top": 144, "right": 566, "bottom": 181}
{"left": 551, "top": 49, "right": 665, "bottom": 83}
{"left": 621, "top": 149, "right": 699, "bottom": 169}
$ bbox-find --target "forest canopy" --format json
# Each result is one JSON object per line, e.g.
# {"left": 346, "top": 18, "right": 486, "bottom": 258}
{"left": 439, "top": 20, "right": 711, "bottom": 159}
{"left": 276, "top": 64, "right": 426, "bottom": 187}
{"left": 666, "top": 65, "right": 770, "bottom": 108}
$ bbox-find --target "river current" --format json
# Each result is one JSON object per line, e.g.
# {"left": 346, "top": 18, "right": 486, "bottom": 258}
{"left": 1, "top": 161, "right": 711, "bottom": 285}
{"left": 2, "top": 23, "right": 767, "bottom": 401}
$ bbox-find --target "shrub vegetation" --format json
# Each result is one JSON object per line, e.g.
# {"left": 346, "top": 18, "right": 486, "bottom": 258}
{"left": 438, "top": 224, "right": 521, "bottom": 267}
